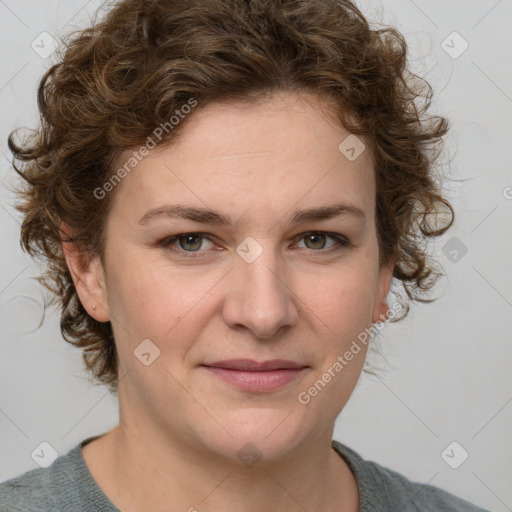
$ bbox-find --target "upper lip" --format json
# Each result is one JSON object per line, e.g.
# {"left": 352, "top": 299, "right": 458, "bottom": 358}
{"left": 202, "top": 359, "right": 306, "bottom": 371}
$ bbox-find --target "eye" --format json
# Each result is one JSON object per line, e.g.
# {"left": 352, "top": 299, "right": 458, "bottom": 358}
{"left": 160, "top": 233, "right": 215, "bottom": 256}
{"left": 295, "top": 231, "right": 350, "bottom": 252}
{"left": 159, "top": 231, "right": 351, "bottom": 259}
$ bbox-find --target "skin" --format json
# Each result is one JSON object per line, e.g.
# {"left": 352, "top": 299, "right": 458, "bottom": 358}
{"left": 62, "top": 91, "right": 395, "bottom": 512}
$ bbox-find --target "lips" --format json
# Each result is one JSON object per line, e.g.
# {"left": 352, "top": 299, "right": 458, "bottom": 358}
{"left": 202, "top": 359, "right": 306, "bottom": 371}
{"left": 201, "top": 359, "right": 308, "bottom": 392}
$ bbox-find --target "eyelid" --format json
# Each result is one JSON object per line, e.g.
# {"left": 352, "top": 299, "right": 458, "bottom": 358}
{"left": 159, "top": 232, "right": 217, "bottom": 254}
{"left": 160, "top": 231, "right": 350, "bottom": 257}
{"left": 294, "top": 231, "right": 350, "bottom": 249}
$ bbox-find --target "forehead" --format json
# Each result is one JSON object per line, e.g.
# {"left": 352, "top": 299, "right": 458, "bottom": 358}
{"left": 108, "top": 92, "right": 375, "bottom": 225}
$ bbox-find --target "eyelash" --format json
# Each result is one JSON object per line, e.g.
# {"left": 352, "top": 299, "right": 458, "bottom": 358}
{"left": 159, "top": 231, "right": 351, "bottom": 258}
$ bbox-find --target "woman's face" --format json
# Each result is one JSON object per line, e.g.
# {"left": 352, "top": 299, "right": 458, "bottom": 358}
{"left": 76, "top": 92, "right": 394, "bottom": 462}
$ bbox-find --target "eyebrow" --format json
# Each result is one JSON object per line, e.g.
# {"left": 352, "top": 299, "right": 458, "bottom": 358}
{"left": 137, "top": 203, "right": 366, "bottom": 227}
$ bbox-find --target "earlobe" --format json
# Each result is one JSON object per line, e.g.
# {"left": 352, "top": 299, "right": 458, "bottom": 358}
{"left": 60, "top": 222, "right": 109, "bottom": 322}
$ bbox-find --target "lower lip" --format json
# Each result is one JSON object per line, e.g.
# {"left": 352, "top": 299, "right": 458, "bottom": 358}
{"left": 203, "top": 366, "right": 305, "bottom": 392}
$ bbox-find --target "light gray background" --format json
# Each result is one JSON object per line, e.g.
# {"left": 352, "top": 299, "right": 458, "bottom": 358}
{"left": 1, "top": 1, "right": 511, "bottom": 510}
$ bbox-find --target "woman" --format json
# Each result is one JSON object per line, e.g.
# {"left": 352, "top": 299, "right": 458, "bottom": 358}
{"left": 0, "top": 0, "right": 489, "bottom": 510}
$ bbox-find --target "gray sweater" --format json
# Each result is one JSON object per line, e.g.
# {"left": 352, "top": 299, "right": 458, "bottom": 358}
{"left": 0, "top": 436, "right": 490, "bottom": 511}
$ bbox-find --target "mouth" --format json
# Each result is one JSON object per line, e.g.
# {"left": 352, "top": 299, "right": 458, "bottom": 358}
{"left": 201, "top": 359, "right": 308, "bottom": 392}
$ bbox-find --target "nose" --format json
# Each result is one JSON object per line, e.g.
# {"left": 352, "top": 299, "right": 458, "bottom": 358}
{"left": 222, "top": 244, "right": 298, "bottom": 339}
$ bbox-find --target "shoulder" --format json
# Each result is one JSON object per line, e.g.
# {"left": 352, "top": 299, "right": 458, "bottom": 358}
{"left": 0, "top": 451, "right": 72, "bottom": 511}
{"left": 0, "top": 438, "right": 117, "bottom": 512}
{"left": 0, "top": 468, "right": 54, "bottom": 512}
{"left": 332, "top": 440, "right": 490, "bottom": 512}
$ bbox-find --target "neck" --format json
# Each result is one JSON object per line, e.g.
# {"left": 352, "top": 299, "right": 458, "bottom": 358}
{"left": 82, "top": 400, "right": 359, "bottom": 512}
{"left": 83, "top": 422, "right": 359, "bottom": 512}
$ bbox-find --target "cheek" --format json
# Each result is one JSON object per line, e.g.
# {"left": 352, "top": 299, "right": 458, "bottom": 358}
{"left": 301, "top": 263, "right": 378, "bottom": 338}
{"left": 106, "top": 258, "right": 220, "bottom": 353}
{"left": 297, "top": 270, "right": 376, "bottom": 414}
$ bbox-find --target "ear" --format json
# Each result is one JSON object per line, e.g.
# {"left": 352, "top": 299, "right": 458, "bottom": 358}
{"left": 371, "top": 257, "right": 396, "bottom": 324}
{"left": 60, "top": 221, "right": 110, "bottom": 322}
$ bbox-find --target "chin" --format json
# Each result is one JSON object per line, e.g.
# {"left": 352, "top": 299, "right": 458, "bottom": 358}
{"left": 196, "top": 407, "right": 312, "bottom": 464}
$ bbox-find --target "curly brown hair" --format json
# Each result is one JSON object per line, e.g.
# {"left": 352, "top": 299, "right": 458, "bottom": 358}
{"left": 8, "top": 0, "right": 453, "bottom": 393}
